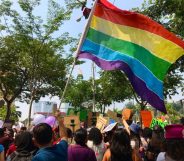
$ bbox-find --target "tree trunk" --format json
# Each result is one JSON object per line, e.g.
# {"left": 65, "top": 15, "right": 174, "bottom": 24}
{"left": 5, "top": 101, "right": 12, "bottom": 120}
{"left": 28, "top": 97, "right": 34, "bottom": 127}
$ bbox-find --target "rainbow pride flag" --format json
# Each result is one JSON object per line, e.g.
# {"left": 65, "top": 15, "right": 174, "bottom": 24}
{"left": 78, "top": 0, "right": 184, "bottom": 113}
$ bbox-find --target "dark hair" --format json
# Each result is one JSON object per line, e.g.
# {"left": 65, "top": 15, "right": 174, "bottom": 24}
{"left": 110, "top": 129, "right": 132, "bottom": 161}
{"left": 165, "top": 139, "right": 184, "bottom": 161}
{"left": 20, "top": 127, "right": 27, "bottom": 131}
{"left": 88, "top": 127, "right": 102, "bottom": 145}
{"left": 66, "top": 128, "right": 73, "bottom": 138}
{"left": 0, "top": 128, "right": 4, "bottom": 137}
{"left": 74, "top": 128, "right": 87, "bottom": 146}
{"left": 143, "top": 127, "right": 152, "bottom": 139}
{"left": 15, "top": 131, "right": 34, "bottom": 152}
{"left": 33, "top": 123, "right": 53, "bottom": 145}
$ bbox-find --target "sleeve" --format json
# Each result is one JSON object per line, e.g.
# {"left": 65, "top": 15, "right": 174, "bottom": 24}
{"left": 32, "top": 156, "right": 43, "bottom": 161}
{"left": 0, "top": 145, "right": 4, "bottom": 153}
{"left": 89, "top": 150, "right": 97, "bottom": 161}
{"left": 58, "top": 140, "right": 68, "bottom": 151}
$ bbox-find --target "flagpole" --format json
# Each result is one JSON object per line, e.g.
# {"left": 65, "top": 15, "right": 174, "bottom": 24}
{"left": 92, "top": 62, "right": 96, "bottom": 112}
{"left": 59, "top": 0, "right": 98, "bottom": 109}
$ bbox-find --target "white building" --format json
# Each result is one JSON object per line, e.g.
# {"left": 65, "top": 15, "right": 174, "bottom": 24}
{"left": 31, "top": 101, "right": 70, "bottom": 117}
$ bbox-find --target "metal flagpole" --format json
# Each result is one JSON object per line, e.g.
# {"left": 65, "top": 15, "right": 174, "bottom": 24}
{"left": 59, "top": 0, "right": 98, "bottom": 109}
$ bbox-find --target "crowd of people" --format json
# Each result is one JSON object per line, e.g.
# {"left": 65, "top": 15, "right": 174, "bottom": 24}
{"left": 0, "top": 113, "right": 184, "bottom": 161}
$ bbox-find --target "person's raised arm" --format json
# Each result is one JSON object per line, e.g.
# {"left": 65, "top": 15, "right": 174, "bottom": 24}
{"left": 122, "top": 118, "right": 130, "bottom": 135}
{"left": 0, "top": 149, "right": 5, "bottom": 161}
{"left": 55, "top": 110, "right": 68, "bottom": 141}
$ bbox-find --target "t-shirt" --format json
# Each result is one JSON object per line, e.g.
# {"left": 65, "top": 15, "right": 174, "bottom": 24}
{"left": 156, "top": 152, "right": 177, "bottom": 161}
{"left": 87, "top": 140, "right": 106, "bottom": 161}
{"left": 32, "top": 140, "right": 68, "bottom": 161}
{"left": 68, "top": 144, "right": 97, "bottom": 161}
{"left": 0, "top": 144, "right": 4, "bottom": 153}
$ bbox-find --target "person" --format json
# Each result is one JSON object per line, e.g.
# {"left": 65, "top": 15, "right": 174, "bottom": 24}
{"left": 102, "top": 129, "right": 133, "bottom": 161}
{"left": 0, "top": 144, "right": 4, "bottom": 161}
{"left": 139, "top": 127, "right": 152, "bottom": 160}
{"left": 0, "top": 128, "right": 14, "bottom": 157}
{"left": 6, "top": 131, "right": 37, "bottom": 161}
{"left": 32, "top": 111, "right": 68, "bottom": 161}
{"left": 87, "top": 127, "right": 106, "bottom": 161}
{"left": 146, "top": 125, "right": 164, "bottom": 161}
{"left": 140, "top": 127, "right": 152, "bottom": 151}
{"left": 129, "top": 123, "right": 142, "bottom": 161}
{"left": 156, "top": 124, "right": 184, "bottom": 161}
{"left": 68, "top": 128, "right": 97, "bottom": 161}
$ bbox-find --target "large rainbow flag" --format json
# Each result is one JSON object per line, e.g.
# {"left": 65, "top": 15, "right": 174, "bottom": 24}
{"left": 78, "top": 0, "right": 184, "bottom": 113}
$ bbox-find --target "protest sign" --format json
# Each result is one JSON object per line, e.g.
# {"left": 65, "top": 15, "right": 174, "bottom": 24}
{"left": 96, "top": 116, "right": 108, "bottom": 131}
{"left": 150, "top": 118, "right": 168, "bottom": 129}
{"left": 64, "top": 115, "right": 80, "bottom": 132}
{"left": 122, "top": 109, "right": 133, "bottom": 120}
{"left": 88, "top": 112, "right": 99, "bottom": 126}
{"left": 52, "top": 104, "right": 57, "bottom": 114}
{"left": 79, "top": 110, "right": 88, "bottom": 121}
{"left": 140, "top": 110, "right": 152, "bottom": 127}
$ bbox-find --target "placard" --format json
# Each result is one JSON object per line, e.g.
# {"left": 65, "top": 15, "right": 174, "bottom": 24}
{"left": 80, "top": 110, "right": 88, "bottom": 121}
{"left": 150, "top": 118, "right": 168, "bottom": 129}
{"left": 140, "top": 110, "right": 152, "bottom": 127}
{"left": 122, "top": 109, "right": 133, "bottom": 120}
{"left": 52, "top": 104, "right": 57, "bottom": 114}
{"left": 88, "top": 112, "right": 99, "bottom": 127}
{"left": 96, "top": 116, "right": 108, "bottom": 131}
{"left": 64, "top": 116, "right": 80, "bottom": 132}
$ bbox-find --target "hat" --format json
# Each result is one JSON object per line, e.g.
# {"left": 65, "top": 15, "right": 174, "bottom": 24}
{"left": 165, "top": 124, "right": 184, "bottom": 139}
{"left": 129, "top": 123, "right": 140, "bottom": 134}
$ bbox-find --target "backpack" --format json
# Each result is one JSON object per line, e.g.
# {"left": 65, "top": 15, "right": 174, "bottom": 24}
{"left": 9, "top": 150, "right": 35, "bottom": 161}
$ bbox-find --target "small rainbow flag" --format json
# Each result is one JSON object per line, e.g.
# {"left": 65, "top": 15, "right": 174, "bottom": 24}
{"left": 78, "top": 0, "right": 184, "bottom": 113}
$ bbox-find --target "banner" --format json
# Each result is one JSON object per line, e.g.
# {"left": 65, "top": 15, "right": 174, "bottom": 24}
{"left": 140, "top": 110, "right": 152, "bottom": 127}
{"left": 150, "top": 118, "right": 168, "bottom": 129}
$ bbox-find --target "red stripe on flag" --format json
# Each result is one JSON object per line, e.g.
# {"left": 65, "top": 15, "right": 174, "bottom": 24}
{"left": 94, "top": 2, "right": 184, "bottom": 49}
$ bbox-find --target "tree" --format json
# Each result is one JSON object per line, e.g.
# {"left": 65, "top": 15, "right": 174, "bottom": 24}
{"left": 0, "top": 0, "right": 76, "bottom": 121}
{"left": 65, "top": 74, "right": 93, "bottom": 110}
{"left": 95, "top": 71, "right": 133, "bottom": 113}
{"left": 0, "top": 105, "right": 21, "bottom": 122}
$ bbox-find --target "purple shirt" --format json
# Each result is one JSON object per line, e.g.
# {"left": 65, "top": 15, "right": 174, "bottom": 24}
{"left": 68, "top": 144, "right": 97, "bottom": 161}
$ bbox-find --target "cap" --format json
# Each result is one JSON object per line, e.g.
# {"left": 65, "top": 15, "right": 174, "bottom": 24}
{"left": 165, "top": 124, "right": 184, "bottom": 139}
{"left": 129, "top": 123, "right": 140, "bottom": 134}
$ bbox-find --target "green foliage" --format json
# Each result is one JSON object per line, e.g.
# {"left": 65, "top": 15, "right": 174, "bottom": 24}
{"left": 0, "top": 105, "right": 21, "bottom": 121}
{"left": 0, "top": 0, "right": 76, "bottom": 119}
{"left": 65, "top": 75, "right": 93, "bottom": 109}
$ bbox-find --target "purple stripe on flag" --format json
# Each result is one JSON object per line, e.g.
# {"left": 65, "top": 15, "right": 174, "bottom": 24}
{"left": 78, "top": 52, "right": 166, "bottom": 113}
